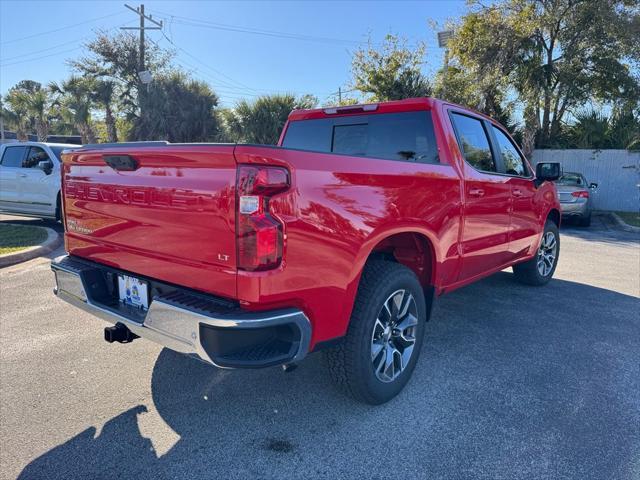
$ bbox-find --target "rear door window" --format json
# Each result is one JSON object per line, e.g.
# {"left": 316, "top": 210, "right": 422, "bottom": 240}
{"left": 282, "top": 111, "right": 439, "bottom": 164}
{"left": 450, "top": 113, "right": 497, "bottom": 173}
{"left": 0, "top": 146, "right": 27, "bottom": 168}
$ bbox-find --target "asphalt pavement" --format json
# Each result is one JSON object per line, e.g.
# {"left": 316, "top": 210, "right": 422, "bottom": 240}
{"left": 1, "top": 215, "right": 638, "bottom": 480}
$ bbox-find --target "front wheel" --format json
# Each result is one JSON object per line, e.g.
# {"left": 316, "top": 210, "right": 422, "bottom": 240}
{"left": 513, "top": 220, "right": 560, "bottom": 286}
{"left": 324, "top": 260, "right": 427, "bottom": 404}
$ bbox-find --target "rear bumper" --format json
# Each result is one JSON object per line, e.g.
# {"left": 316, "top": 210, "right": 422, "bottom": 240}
{"left": 560, "top": 201, "right": 589, "bottom": 217}
{"left": 51, "top": 255, "right": 311, "bottom": 368}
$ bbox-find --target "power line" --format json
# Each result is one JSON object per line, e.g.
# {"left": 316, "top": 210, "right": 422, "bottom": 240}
{"left": 0, "top": 11, "right": 125, "bottom": 45}
{"left": 0, "top": 21, "right": 137, "bottom": 68}
{"left": 153, "top": 13, "right": 372, "bottom": 47}
{"left": 147, "top": 35, "right": 253, "bottom": 93}
{"left": 154, "top": 31, "right": 339, "bottom": 98}
{"left": 156, "top": 27, "right": 258, "bottom": 92}
{"left": 0, "top": 38, "right": 85, "bottom": 63}
{"left": 0, "top": 47, "right": 83, "bottom": 67}
{"left": 149, "top": 9, "right": 437, "bottom": 49}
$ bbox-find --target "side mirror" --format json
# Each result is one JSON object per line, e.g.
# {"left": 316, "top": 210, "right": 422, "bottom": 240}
{"left": 38, "top": 159, "right": 54, "bottom": 175}
{"left": 589, "top": 182, "right": 598, "bottom": 189}
{"left": 535, "top": 162, "right": 561, "bottom": 187}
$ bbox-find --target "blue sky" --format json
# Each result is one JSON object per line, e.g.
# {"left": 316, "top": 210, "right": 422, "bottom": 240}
{"left": 0, "top": 0, "right": 467, "bottom": 107}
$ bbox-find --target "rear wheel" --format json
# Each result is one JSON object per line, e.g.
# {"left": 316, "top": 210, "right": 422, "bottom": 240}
{"left": 55, "top": 192, "right": 61, "bottom": 222}
{"left": 513, "top": 220, "right": 559, "bottom": 286}
{"left": 324, "top": 260, "right": 427, "bottom": 404}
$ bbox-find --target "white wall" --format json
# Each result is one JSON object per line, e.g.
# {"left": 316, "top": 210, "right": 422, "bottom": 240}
{"left": 532, "top": 149, "right": 640, "bottom": 212}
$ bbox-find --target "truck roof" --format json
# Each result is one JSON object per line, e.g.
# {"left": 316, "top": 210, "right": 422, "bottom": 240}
{"left": 287, "top": 96, "right": 499, "bottom": 125}
{"left": 287, "top": 97, "right": 439, "bottom": 122}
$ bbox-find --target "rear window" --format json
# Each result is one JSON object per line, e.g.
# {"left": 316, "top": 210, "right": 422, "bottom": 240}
{"left": 556, "top": 173, "right": 585, "bottom": 187}
{"left": 282, "top": 111, "right": 439, "bottom": 164}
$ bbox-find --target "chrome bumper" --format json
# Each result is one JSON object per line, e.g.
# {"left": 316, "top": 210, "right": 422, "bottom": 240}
{"left": 51, "top": 255, "right": 311, "bottom": 368}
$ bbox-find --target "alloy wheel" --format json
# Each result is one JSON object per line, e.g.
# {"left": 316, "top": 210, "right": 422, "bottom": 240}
{"left": 370, "top": 289, "right": 418, "bottom": 383}
{"left": 537, "top": 231, "right": 557, "bottom": 277}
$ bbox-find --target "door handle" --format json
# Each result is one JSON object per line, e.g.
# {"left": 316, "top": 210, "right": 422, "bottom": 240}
{"left": 18, "top": 173, "right": 27, "bottom": 178}
{"left": 512, "top": 189, "right": 524, "bottom": 197}
{"left": 468, "top": 187, "right": 485, "bottom": 197}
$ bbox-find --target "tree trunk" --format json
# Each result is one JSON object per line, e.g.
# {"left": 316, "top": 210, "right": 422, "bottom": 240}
{"left": 35, "top": 118, "right": 49, "bottom": 142}
{"left": 104, "top": 104, "right": 118, "bottom": 142}
{"left": 540, "top": 47, "right": 554, "bottom": 147}
{"left": 78, "top": 123, "right": 97, "bottom": 144}
{"left": 522, "top": 94, "right": 541, "bottom": 158}
{"left": 16, "top": 125, "right": 28, "bottom": 141}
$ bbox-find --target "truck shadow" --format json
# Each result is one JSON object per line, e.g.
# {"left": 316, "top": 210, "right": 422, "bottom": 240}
{"left": 559, "top": 214, "right": 639, "bottom": 246}
{"left": 18, "top": 273, "right": 640, "bottom": 480}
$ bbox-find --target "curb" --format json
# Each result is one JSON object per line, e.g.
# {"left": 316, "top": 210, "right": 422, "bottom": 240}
{"left": 0, "top": 225, "right": 62, "bottom": 268}
{"left": 607, "top": 212, "right": 640, "bottom": 234}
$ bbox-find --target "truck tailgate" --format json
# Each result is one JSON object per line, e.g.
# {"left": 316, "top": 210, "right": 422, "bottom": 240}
{"left": 62, "top": 144, "right": 238, "bottom": 299}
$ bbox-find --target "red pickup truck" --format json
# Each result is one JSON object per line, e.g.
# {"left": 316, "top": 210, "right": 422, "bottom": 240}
{"left": 52, "top": 98, "right": 561, "bottom": 404}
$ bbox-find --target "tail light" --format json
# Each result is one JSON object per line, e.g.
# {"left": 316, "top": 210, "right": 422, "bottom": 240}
{"left": 571, "top": 190, "right": 589, "bottom": 198}
{"left": 236, "top": 165, "right": 289, "bottom": 271}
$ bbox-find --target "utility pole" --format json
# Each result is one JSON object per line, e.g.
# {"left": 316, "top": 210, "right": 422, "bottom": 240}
{"left": 338, "top": 87, "right": 342, "bottom": 104}
{"left": 121, "top": 4, "right": 162, "bottom": 122}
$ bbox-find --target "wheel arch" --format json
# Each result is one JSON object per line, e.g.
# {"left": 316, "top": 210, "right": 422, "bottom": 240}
{"left": 331, "top": 227, "right": 440, "bottom": 344}
{"left": 355, "top": 226, "right": 440, "bottom": 289}
{"left": 547, "top": 208, "right": 560, "bottom": 227}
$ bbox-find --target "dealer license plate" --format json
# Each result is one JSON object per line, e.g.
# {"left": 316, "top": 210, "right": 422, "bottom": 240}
{"left": 118, "top": 274, "right": 149, "bottom": 310}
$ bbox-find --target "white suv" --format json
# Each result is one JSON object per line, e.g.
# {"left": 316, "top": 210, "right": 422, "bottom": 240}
{"left": 0, "top": 142, "right": 79, "bottom": 221}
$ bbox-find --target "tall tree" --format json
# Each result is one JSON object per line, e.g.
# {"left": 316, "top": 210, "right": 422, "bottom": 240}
{"left": 131, "top": 72, "right": 220, "bottom": 142}
{"left": 70, "top": 31, "right": 172, "bottom": 121}
{"left": 4, "top": 80, "right": 52, "bottom": 140}
{"left": 351, "top": 34, "right": 431, "bottom": 101}
{"left": 450, "top": 0, "right": 640, "bottom": 151}
{"left": 222, "top": 94, "right": 317, "bottom": 144}
{"left": 91, "top": 80, "right": 118, "bottom": 142}
{"left": 50, "top": 76, "right": 97, "bottom": 144}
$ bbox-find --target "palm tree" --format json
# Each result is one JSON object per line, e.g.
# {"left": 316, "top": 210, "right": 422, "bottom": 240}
{"left": 568, "top": 110, "right": 611, "bottom": 149}
{"left": 29, "top": 89, "right": 51, "bottom": 141}
{"left": 222, "top": 94, "right": 317, "bottom": 144}
{"left": 91, "top": 80, "right": 118, "bottom": 142}
{"left": 4, "top": 89, "right": 31, "bottom": 140}
{"left": 50, "top": 76, "right": 97, "bottom": 144}
{"left": 3, "top": 80, "right": 52, "bottom": 141}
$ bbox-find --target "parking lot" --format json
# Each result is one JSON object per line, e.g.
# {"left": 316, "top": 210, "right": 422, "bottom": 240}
{"left": 1, "top": 215, "right": 638, "bottom": 480}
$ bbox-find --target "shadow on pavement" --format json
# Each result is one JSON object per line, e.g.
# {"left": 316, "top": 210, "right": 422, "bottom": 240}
{"left": 560, "top": 214, "right": 639, "bottom": 246}
{"left": 18, "top": 272, "right": 640, "bottom": 480}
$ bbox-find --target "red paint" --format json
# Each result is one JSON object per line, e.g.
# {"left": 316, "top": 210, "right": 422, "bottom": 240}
{"left": 61, "top": 98, "right": 560, "bottom": 350}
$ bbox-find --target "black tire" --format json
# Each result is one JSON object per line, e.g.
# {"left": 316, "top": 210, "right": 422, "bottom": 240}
{"left": 324, "top": 260, "right": 427, "bottom": 404}
{"left": 513, "top": 220, "right": 560, "bottom": 286}
{"left": 578, "top": 212, "right": 591, "bottom": 227}
{"left": 54, "top": 192, "right": 61, "bottom": 222}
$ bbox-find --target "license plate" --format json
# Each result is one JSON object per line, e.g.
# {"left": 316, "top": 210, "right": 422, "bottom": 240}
{"left": 118, "top": 274, "right": 149, "bottom": 310}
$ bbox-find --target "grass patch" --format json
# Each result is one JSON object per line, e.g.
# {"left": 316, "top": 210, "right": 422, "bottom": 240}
{"left": 615, "top": 211, "right": 640, "bottom": 228}
{"left": 0, "top": 224, "right": 48, "bottom": 254}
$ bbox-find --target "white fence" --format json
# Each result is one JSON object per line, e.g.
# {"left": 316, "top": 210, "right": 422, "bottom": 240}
{"left": 532, "top": 149, "right": 640, "bottom": 212}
